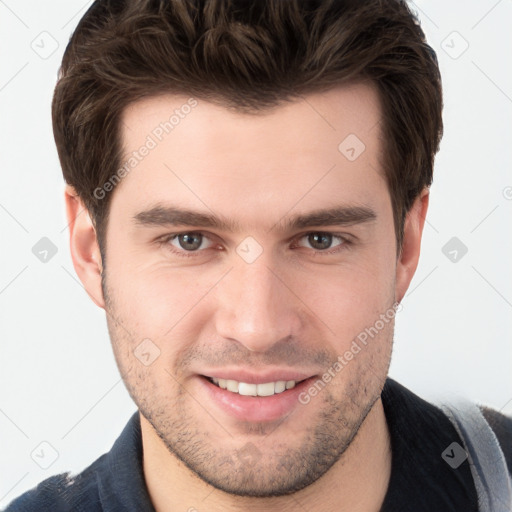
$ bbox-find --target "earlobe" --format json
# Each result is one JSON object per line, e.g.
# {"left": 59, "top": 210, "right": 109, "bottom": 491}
{"left": 395, "top": 188, "right": 430, "bottom": 303}
{"left": 64, "top": 185, "right": 105, "bottom": 309}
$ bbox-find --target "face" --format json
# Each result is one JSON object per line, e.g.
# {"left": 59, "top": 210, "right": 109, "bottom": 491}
{"left": 100, "top": 83, "right": 400, "bottom": 496}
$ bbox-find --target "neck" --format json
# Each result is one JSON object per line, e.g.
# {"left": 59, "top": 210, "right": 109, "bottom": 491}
{"left": 141, "top": 397, "right": 392, "bottom": 512}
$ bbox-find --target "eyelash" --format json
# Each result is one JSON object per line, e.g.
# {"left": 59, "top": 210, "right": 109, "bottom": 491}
{"left": 157, "top": 231, "right": 352, "bottom": 259}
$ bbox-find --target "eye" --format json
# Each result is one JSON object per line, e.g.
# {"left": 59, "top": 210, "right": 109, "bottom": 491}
{"left": 295, "top": 232, "right": 348, "bottom": 252}
{"left": 158, "top": 230, "right": 350, "bottom": 259}
{"left": 166, "top": 232, "right": 214, "bottom": 252}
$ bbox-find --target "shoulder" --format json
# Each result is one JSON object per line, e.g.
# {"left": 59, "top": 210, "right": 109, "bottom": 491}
{"left": 479, "top": 405, "right": 512, "bottom": 474}
{"left": 3, "top": 412, "right": 149, "bottom": 512}
{"left": 3, "top": 454, "right": 106, "bottom": 512}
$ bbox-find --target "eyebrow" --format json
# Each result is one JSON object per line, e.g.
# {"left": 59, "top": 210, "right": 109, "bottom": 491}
{"left": 132, "top": 204, "right": 377, "bottom": 233}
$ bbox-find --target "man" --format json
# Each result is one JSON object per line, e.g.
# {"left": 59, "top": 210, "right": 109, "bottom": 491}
{"left": 5, "top": 0, "right": 511, "bottom": 511}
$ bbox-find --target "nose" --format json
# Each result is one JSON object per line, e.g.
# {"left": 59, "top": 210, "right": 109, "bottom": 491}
{"left": 214, "top": 253, "right": 303, "bottom": 353}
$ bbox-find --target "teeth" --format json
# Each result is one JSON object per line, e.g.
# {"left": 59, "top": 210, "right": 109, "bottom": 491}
{"left": 256, "top": 382, "right": 275, "bottom": 396}
{"left": 226, "top": 380, "right": 239, "bottom": 393}
{"left": 239, "top": 382, "right": 257, "bottom": 396}
{"left": 275, "top": 381, "right": 286, "bottom": 393}
{"left": 209, "top": 378, "right": 297, "bottom": 396}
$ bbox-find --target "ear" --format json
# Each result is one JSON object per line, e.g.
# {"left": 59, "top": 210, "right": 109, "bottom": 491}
{"left": 395, "top": 187, "right": 429, "bottom": 303}
{"left": 65, "top": 185, "right": 105, "bottom": 309}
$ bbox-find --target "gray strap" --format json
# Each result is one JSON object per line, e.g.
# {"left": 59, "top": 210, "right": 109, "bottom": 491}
{"left": 438, "top": 399, "right": 512, "bottom": 512}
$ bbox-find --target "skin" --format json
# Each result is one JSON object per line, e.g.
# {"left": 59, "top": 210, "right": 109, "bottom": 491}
{"left": 66, "top": 82, "right": 429, "bottom": 512}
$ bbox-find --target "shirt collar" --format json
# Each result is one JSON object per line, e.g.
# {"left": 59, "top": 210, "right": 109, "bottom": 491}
{"left": 96, "top": 411, "right": 156, "bottom": 511}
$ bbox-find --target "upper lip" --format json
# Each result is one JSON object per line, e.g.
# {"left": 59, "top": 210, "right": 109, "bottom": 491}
{"left": 200, "top": 369, "right": 316, "bottom": 384}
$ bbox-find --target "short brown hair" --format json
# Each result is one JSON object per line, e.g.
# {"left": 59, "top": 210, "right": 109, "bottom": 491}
{"left": 52, "top": 0, "right": 443, "bottom": 257}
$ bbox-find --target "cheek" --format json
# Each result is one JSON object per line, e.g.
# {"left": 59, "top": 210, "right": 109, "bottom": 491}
{"left": 303, "top": 254, "right": 396, "bottom": 334}
{"left": 106, "top": 258, "right": 224, "bottom": 341}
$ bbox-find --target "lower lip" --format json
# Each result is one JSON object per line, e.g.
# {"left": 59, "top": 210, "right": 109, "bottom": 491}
{"left": 198, "top": 376, "right": 316, "bottom": 423}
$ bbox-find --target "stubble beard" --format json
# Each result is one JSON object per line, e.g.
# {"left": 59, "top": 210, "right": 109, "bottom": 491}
{"left": 102, "top": 272, "right": 392, "bottom": 497}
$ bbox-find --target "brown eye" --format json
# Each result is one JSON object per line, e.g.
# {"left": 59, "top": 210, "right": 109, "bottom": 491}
{"left": 169, "top": 233, "right": 212, "bottom": 252}
{"left": 308, "top": 233, "right": 332, "bottom": 250}
{"left": 297, "top": 232, "right": 346, "bottom": 251}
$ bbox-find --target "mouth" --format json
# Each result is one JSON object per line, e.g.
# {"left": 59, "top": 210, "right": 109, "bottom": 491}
{"left": 197, "top": 370, "right": 318, "bottom": 421}
{"left": 204, "top": 376, "right": 308, "bottom": 397}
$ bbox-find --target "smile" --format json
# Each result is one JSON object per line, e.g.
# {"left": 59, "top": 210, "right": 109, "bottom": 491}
{"left": 207, "top": 377, "right": 301, "bottom": 396}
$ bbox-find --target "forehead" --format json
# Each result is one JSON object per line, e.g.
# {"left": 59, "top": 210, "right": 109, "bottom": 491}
{"left": 120, "top": 83, "right": 382, "bottom": 152}
{"left": 112, "top": 83, "right": 387, "bottom": 232}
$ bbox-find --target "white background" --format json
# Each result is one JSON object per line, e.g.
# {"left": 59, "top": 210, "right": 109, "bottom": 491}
{"left": 0, "top": 0, "right": 511, "bottom": 506}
